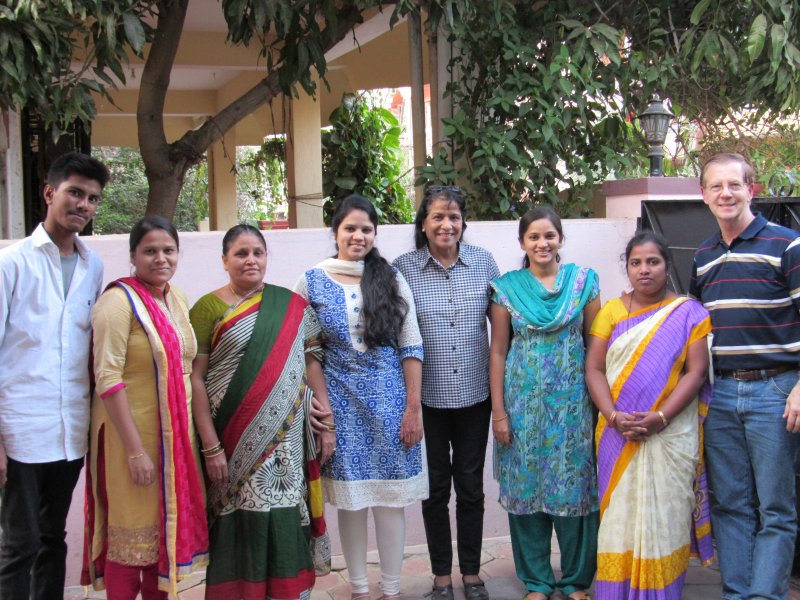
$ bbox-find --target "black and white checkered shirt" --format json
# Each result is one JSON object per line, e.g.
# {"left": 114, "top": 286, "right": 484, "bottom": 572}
{"left": 394, "top": 243, "right": 500, "bottom": 409}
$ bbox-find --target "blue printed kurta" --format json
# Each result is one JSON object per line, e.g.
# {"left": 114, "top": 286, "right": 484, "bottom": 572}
{"left": 492, "top": 267, "right": 599, "bottom": 517}
{"left": 298, "top": 267, "right": 427, "bottom": 510}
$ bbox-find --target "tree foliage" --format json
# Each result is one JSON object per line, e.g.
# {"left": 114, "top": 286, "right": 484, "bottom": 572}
{"left": 5, "top": 0, "right": 800, "bottom": 223}
{"left": 0, "top": 0, "right": 151, "bottom": 134}
{"left": 417, "top": 0, "right": 800, "bottom": 219}
{"left": 92, "top": 146, "right": 206, "bottom": 234}
{"left": 321, "top": 93, "right": 414, "bottom": 225}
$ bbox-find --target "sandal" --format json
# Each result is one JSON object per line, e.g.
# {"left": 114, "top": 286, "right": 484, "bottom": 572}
{"left": 351, "top": 594, "right": 370, "bottom": 600}
{"left": 567, "top": 592, "right": 591, "bottom": 600}
{"left": 522, "top": 593, "right": 548, "bottom": 600}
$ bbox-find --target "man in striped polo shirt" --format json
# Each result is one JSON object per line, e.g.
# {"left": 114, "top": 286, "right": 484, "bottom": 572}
{"left": 691, "top": 152, "right": 800, "bottom": 600}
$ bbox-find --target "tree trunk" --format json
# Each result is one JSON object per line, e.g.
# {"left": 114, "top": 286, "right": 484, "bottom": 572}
{"left": 138, "top": 0, "right": 191, "bottom": 219}
{"left": 137, "top": 0, "right": 365, "bottom": 222}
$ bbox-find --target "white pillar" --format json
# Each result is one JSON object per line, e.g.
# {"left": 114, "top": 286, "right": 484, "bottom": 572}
{"left": 408, "top": 12, "right": 427, "bottom": 208}
{"left": 0, "top": 109, "right": 24, "bottom": 239}
{"left": 207, "top": 130, "right": 238, "bottom": 231}
{"left": 286, "top": 77, "right": 324, "bottom": 229}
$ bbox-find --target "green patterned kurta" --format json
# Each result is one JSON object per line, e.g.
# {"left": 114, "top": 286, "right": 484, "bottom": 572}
{"left": 491, "top": 266, "right": 599, "bottom": 517}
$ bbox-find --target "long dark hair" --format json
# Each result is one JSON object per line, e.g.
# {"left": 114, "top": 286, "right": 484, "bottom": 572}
{"left": 413, "top": 185, "right": 467, "bottom": 249}
{"left": 332, "top": 194, "right": 408, "bottom": 348}
{"left": 518, "top": 206, "right": 563, "bottom": 268}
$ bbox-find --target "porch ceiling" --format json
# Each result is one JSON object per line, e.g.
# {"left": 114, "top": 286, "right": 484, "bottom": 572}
{"left": 92, "top": 1, "right": 427, "bottom": 147}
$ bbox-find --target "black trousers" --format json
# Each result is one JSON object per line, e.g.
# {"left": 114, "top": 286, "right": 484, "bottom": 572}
{"left": 0, "top": 457, "right": 84, "bottom": 600}
{"left": 421, "top": 398, "right": 491, "bottom": 576}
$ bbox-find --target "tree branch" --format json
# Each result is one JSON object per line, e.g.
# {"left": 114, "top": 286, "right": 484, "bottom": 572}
{"left": 179, "top": 4, "right": 365, "bottom": 157}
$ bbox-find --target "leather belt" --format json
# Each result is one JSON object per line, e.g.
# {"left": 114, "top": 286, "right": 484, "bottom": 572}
{"left": 713, "top": 365, "right": 795, "bottom": 381}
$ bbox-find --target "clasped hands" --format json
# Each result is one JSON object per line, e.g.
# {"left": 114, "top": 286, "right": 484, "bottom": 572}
{"left": 612, "top": 411, "right": 664, "bottom": 441}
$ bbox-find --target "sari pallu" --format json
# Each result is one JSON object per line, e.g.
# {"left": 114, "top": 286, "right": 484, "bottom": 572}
{"left": 594, "top": 297, "right": 714, "bottom": 600}
{"left": 82, "top": 278, "right": 208, "bottom": 594}
{"left": 202, "top": 284, "right": 329, "bottom": 600}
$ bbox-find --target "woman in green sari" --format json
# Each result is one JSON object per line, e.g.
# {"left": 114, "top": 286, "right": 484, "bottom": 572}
{"left": 190, "top": 224, "right": 333, "bottom": 600}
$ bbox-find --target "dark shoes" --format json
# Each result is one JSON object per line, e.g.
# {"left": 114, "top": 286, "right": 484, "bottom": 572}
{"left": 463, "top": 580, "right": 490, "bottom": 600}
{"left": 426, "top": 584, "right": 454, "bottom": 600}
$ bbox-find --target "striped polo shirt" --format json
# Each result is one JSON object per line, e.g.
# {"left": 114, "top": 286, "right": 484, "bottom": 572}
{"left": 690, "top": 212, "right": 800, "bottom": 370}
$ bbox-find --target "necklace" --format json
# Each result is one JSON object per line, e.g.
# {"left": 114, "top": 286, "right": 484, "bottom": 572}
{"left": 229, "top": 282, "right": 264, "bottom": 302}
{"left": 627, "top": 287, "right": 668, "bottom": 315}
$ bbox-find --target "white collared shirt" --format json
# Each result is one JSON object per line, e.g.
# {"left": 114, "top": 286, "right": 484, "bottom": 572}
{"left": 0, "top": 224, "right": 103, "bottom": 462}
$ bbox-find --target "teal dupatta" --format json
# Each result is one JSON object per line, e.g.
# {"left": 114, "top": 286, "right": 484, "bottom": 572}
{"left": 491, "top": 263, "right": 598, "bottom": 332}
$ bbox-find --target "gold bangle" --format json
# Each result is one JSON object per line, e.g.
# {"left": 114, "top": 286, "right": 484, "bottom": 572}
{"left": 492, "top": 414, "right": 509, "bottom": 423}
{"left": 657, "top": 410, "right": 669, "bottom": 428}
{"left": 203, "top": 448, "right": 225, "bottom": 459}
{"left": 201, "top": 442, "right": 223, "bottom": 456}
{"left": 127, "top": 452, "right": 144, "bottom": 461}
{"left": 319, "top": 420, "right": 337, "bottom": 431}
{"left": 608, "top": 410, "right": 618, "bottom": 426}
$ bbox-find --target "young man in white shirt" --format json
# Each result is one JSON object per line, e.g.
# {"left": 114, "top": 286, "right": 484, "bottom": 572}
{"left": 0, "top": 152, "right": 109, "bottom": 599}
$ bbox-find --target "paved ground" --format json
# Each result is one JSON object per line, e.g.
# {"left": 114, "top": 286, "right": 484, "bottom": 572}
{"left": 63, "top": 534, "right": 800, "bottom": 599}
{"left": 62, "top": 442, "right": 800, "bottom": 599}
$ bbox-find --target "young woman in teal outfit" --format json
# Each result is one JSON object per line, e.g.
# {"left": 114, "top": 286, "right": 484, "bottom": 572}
{"left": 489, "top": 207, "right": 600, "bottom": 600}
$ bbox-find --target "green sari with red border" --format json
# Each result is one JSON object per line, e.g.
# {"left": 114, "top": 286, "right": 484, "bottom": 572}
{"left": 191, "top": 284, "right": 329, "bottom": 600}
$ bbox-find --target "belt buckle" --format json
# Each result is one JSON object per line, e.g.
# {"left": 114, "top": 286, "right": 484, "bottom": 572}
{"left": 732, "top": 369, "right": 756, "bottom": 381}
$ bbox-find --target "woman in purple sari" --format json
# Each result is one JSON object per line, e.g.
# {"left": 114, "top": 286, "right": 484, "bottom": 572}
{"left": 585, "top": 231, "right": 714, "bottom": 600}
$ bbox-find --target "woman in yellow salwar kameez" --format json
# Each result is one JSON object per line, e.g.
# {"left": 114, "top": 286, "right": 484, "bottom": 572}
{"left": 82, "top": 216, "right": 208, "bottom": 599}
{"left": 585, "top": 231, "right": 714, "bottom": 600}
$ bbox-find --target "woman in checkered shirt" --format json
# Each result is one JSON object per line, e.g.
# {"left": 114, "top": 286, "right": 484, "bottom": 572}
{"left": 394, "top": 185, "right": 500, "bottom": 600}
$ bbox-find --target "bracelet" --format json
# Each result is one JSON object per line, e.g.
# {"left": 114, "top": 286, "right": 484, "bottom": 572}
{"left": 657, "top": 410, "right": 669, "bottom": 428}
{"left": 318, "top": 420, "right": 337, "bottom": 431}
{"left": 608, "top": 410, "right": 618, "bottom": 427}
{"left": 203, "top": 448, "right": 225, "bottom": 459}
{"left": 201, "top": 442, "right": 223, "bottom": 457}
{"left": 127, "top": 452, "right": 145, "bottom": 461}
{"left": 492, "top": 414, "right": 509, "bottom": 423}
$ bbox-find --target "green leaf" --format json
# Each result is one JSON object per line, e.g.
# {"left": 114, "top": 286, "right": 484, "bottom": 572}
{"left": 122, "top": 13, "right": 146, "bottom": 54}
{"left": 591, "top": 23, "right": 619, "bottom": 43}
{"left": 747, "top": 14, "right": 768, "bottom": 62}
{"left": 690, "top": 0, "right": 711, "bottom": 25}
{"left": 785, "top": 42, "right": 800, "bottom": 67}
{"left": 334, "top": 176, "right": 358, "bottom": 190}
{"left": 719, "top": 35, "right": 739, "bottom": 69}
{"left": 559, "top": 19, "right": 584, "bottom": 29}
{"left": 771, "top": 23, "right": 788, "bottom": 72}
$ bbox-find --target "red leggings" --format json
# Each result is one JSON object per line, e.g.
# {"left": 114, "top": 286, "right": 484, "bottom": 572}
{"left": 105, "top": 560, "right": 167, "bottom": 600}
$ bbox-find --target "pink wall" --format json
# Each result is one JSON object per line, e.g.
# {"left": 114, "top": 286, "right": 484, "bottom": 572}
{"left": 2, "top": 218, "right": 638, "bottom": 587}
{"left": 61, "top": 218, "right": 637, "bottom": 303}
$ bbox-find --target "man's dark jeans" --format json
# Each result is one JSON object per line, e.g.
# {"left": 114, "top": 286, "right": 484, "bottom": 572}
{"left": 0, "top": 457, "right": 83, "bottom": 599}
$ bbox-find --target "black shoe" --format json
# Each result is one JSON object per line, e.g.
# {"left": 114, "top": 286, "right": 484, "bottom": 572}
{"left": 426, "top": 584, "right": 454, "bottom": 600}
{"left": 463, "top": 580, "right": 490, "bottom": 600}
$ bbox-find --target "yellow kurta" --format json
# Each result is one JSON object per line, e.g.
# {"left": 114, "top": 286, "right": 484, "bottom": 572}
{"left": 89, "top": 284, "right": 200, "bottom": 566}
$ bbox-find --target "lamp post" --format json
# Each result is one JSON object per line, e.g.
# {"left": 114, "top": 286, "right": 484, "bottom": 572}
{"left": 637, "top": 94, "right": 674, "bottom": 177}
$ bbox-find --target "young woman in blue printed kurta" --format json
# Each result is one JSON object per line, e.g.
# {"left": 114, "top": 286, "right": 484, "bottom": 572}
{"left": 295, "top": 195, "right": 427, "bottom": 600}
{"left": 489, "top": 207, "right": 600, "bottom": 600}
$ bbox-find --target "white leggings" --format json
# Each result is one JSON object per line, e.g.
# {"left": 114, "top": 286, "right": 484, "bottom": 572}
{"left": 337, "top": 506, "right": 406, "bottom": 596}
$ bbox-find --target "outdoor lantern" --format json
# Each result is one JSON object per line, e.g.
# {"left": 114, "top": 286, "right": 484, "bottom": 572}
{"left": 637, "top": 94, "right": 674, "bottom": 177}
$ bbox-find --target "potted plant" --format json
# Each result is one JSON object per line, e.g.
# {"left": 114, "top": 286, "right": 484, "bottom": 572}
{"left": 238, "top": 138, "right": 290, "bottom": 229}
{"left": 255, "top": 200, "right": 289, "bottom": 230}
